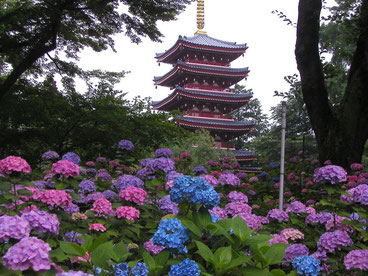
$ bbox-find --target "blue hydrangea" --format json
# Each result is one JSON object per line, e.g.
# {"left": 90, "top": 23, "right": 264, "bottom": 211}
{"left": 78, "top": 180, "right": 96, "bottom": 194}
{"left": 114, "top": 263, "right": 129, "bottom": 276}
{"left": 192, "top": 166, "right": 207, "bottom": 174}
{"left": 292, "top": 255, "right": 320, "bottom": 276}
{"left": 269, "top": 162, "right": 280, "bottom": 169}
{"left": 152, "top": 218, "right": 189, "bottom": 253}
{"left": 154, "top": 148, "right": 173, "bottom": 158}
{"left": 168, "top": 258, "right": 200, "bottom": 276}
{"left": 132, "top": 262, "right": 149, "bottom": 276}
{"left": 62, "top": 152, "right": 81, "bottom": 164}
{"left": 118, "top": 140, "right": 134, "bottom": 151}
{"left": 86, "top": 168, "right": 97, "bottom": 176}
{"left": 103, "top": 190, "right": 117, "bottom": 200}
{"left": 259, "top": 171, "right": 270, "bottom": 178}
{"left": 211, "top": 214, "right": 219, "bottom": 223}
{"left": 170, "top": 176, "right": 220, "bottom": 209}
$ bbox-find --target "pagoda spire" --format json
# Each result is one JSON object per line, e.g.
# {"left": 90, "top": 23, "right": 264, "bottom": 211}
{"left": 195, "top": 0, "right": 207, "bottom": 35}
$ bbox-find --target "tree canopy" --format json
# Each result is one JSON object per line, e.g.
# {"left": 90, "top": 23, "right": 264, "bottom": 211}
{"left": 0, "top": 0, "right": 193, "bottom": 99}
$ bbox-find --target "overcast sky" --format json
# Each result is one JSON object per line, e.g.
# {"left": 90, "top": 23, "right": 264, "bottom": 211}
{"left": 78, "top": 0, "right": 301, "bottom": 114}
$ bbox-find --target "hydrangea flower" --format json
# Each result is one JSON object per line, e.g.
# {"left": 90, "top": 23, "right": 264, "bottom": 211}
{"left": 116, "top": 206, "right": 140, "bottom": 222}
{"left": 21, "top": 210, "right": 59, "bottom": 235}
{"left": 281, "top": 228, "right": 304, "bottom": 241}
{"left": 114, "top": 263, "right": 129, "bottom": 276}
{"left": 56, "top": 271, "right": 93, "bottom": 276}
{"left": 144, "top": 239, "right": 165, "bottom": 255}
{"left": 344, "top": 250, "right": 368, "bottom": 270}
{"left": 314, "top": 165, "right": 347, "bottom": 184}
{"left": 154, "top": 148, "right": 173, "bottom": 158}
{"left": 234, "top": 213, "right": 262, "bottom": 230}
{"left": 51, "top": 160, "right": 80, "bottom": 178}
{"left": 89, "top": 223, "right": 106, "bottom": 232}
{"left": 118, "top": 140, "right": 134, "bottom": 151}
{"left": 269, "top": 234, "right": 288, "bottom": 245}
{"left": 267, "top": 209, "right": 289, "bottom": 222}
{"left": 285, "top": 201, "right": 307, "bottom": 214}
{"left": 78, "top": 180, "right": 96, "bottom": 194}
{"left": 168, "top": 258, "right": 200, "bottom": 276}
{"left": 90, "top": 198, "right": 113, "bottom": 217}
{"left": 218, "top": 173, "right": 240, "bottom": 186}
{"left": 225, "top": 202, "right": 252, "bottom": 216}
{"left": 0, "top": 215, "right": 30, "bottom": 241}
{"left": 209, "top": 206, "right": 227, "bottom": 220}
{"left": 249, "top": 176, "right": 259, "bottom": 182}
{"left": 200, "top": 174, "right": 218, "bottom": 187}
{"left": 42, "top": 151, "right": 59, "bottom": 160}
{"left": 131, "top": 262, "right": 149, "bottom": 276}
{"left": 152, "top": 157, "right": 175, "bottom": 173}
{"left": 170, "top": 176, "right": 220, "bottom": 209}
{"left": 96, "top": 171, "right": 112, "bottom": 182}
{"left": 180, "top": 152, "right": 191, "bottom": 159}
{"left": 2, "top": 237, "right": 51, "bottom": 271}
{"left": 284, "top": 244, "right": 309, "bottom": 265}
{"left": 96, "top": 157, "right": 106, "bottom": 163}
{"left": 292, "top": 255, "right": 320, "bottom": 276}
{"left": 350, "top": 163, "right": 364, "bottom": 171}
{"left": 119, "top": 186, "right": 147, "bottom": 205}
{"left": 103, "top": 190, "right": 117, "bottom": 200}
{"left": 62, "top": 152, "right": 81, "bottom": 165}
{"left": 192, "top": 166, "right": 207, "bottom": 174}
{"left": 227, "top": 191, "right": 248, "bottom": 203}
{"left": 0, "top": 156, "right": 31, "bottom": 174}
{"left": 38, "top": 189, "right": 72, "bottom": 207}
{"left": 159, "top": 195, "right": 179, "bottom": 215}
{"left": 317, "top": 230, "right": 353, "bottom": 253}
{"left": 152, "top": 218, "right": 189, "bottom": 253}
{"left": 113, "top": 175, "right": 144, "bottom": 192}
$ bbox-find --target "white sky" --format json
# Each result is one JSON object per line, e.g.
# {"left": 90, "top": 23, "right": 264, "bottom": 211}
{"left": 78, "top": 0, "right": 301, "bottom": 114}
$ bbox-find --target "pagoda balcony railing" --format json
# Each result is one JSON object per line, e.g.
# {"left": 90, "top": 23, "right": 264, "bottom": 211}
{"left": 184, "top": 59, "right": 229, "bottom": 68}
{"left": 184, "top": 114, "right": 234, "bottom": 121}
{"left": 183, "top": 84, "right": 232, "bottom": 93}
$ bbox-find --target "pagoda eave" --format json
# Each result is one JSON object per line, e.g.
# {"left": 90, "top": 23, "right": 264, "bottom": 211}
{"left": 177, "top": 120, "right": 253, "bottom": 132}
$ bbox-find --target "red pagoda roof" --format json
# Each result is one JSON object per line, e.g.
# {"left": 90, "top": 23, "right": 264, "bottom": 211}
{"left": 176, "top": 115, "right": 254, "bottom": 134}
{"left": 152, "top": 86, "right": 251, "bottom": 111}
{"left": 156, "top": 34, "right": 247, "bottom": 64}
{"left": 154, "top": 60, "right": 249, "bottom": 87}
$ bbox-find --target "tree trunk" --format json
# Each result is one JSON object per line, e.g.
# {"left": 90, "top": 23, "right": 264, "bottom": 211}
{"left": 296, "top": 0, "right": 368, "bottom": 168}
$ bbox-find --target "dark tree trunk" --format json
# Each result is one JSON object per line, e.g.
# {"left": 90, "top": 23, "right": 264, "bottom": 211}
{"left": 295, "top": 0, "right": 368, "bottom": 168}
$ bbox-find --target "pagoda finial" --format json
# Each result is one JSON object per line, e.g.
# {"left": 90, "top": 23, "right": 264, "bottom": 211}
{"left": 195, "top": 0, "right": 207, "bottom": 35}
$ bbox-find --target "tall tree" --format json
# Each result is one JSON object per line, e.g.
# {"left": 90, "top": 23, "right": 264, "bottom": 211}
{"left": 295, "top": 0, "right": 368, "bottom": 167}
{"left": 0, "top": 0, "right": 193, "bottom": 100}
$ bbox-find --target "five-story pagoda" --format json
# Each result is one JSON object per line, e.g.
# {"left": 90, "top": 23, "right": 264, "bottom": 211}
{"left": 152, "top": 0, "right": 256, "bottom": 164}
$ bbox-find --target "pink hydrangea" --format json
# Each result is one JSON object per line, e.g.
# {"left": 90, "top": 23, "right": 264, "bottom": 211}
{"left": 90, "top": 198, "right": 113, "bottom": 217}
{"left": 38, "top": 190, "right": 72, "bottom": 207}
{"left": 51, "top": 160, "right": 80, "bottom": 178}
{"left": 116, "top": 206, "right": 140, "bottom": 222}
{"left": 89, "top": 223, "right": 106, "bottom": 232}
{"left": 0, "top": 156, "right": 31, "bottom": 174}
{"left": 225, "top": 202, "right": 252, "bottom": 216}
{"left": 144, "top": 239, "right": 165, "bottom": 255}
{"left": 234, "top": 213, "right": 262, "bottom": 231}
{"left": 350, "top": 163, "right": 364, "bottom": 171}
{"left": 3, "top": 237, "right": 51, "bottom": 271}
{"left": 209, "top": 206, "right": 228, "bottom": 220}
{"left": 85, "top": 161, "right": 96, "bottom": 167}
{"left": 269, "top": 234, "right": 289, "bottom": 245}
{"left": 200, "top": 175, "right": 218, "bottom": 187}
{"left": 119, "top": 186, "right": 147, "bottom": 205}
{"left": 0, "top": 215, "right": 31, "bottom": 241}
{"left": 249, "top": 176, "right": 259, "bottom": 183}
{"left": 180, "top": 152, "right": 191, "bottom": 159}
{"left": 281, "top": 228, "right": 304, "bottom": 241}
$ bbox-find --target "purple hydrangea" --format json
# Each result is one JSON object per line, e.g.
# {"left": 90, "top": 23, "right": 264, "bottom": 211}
{"left": 96, "top": 172, "right": 112, "bottom": 182}
{"left": 314, "top": 165, "right": 347, "bottom": 184}
{"left": 144, "top": 239, "right": 165, "bottom": 255}
{"left": 209, "top": 206, "right": 227, "bottom": 220}
{"left": 153, "top": 157, "right": 175, "bottom": 173}
{"left": 207, "top": 161, "right": 220, "bottom": 166}
{"left": 78, "top": 180, "right": 96, "bottom": 194}
{"left": 62, "top": 202, "right": 80, "bottom": 214}
{"left": 269, "top": 234, "right": 288, "bottom": 245}
{"left": 234, "top": 213, "right": 262, "bottom": 230}
{"left": 96, "top": 157, "right": 106, "bottom": 163}
{"left": 317, "top": 230, "right": 353, "bottom": 253}
{"left": 2, "top": 237, "right": 51, "bottom": 271}
{"left": 82, "top": 192, "right": 105, "bottom": 203}
{"left": 21, "top": 210, "right": 59, "bottom": 235}
{"left": 225, "top": 202, "right": 252, "bottom": 216}
{"left": 62, "top": 152, "right": 81, "bottom": 165}
{"left": 344, "top": 250, "right": 368, "bottom": 271}
{"left": 285, "top": 201, "right": 307, "bottom": 214}
{"left": 32, "top": 180, "right": 46, "bottom": 189}
{"left": 166, "top": 171, "right": 184, "bottom": 182}
{"left": 57, "top": 271, "right": 93, "bottom": 276}
{"left": 200, "top": 175, "right": 218, "bottom": 187}
{"left": 159, "top": 195, "right": 179, "bottom": 215}
{"left": 64, "top": 231, "right": 85, "bottom": 245}
{"left": 267, "top": 209, "right": 289, "bottom": 222}
{"left": 227, "top": 191, "right": 248, "bottom": 203}
{"left": 349, "top": 184, "right": 368, "bottom": 205}
{"left": 42, "top": 151, "right": 59, "bottom": 160}
{"left": 112, "top": 175, "right": 144, "bottom": 192}
{"left": 192, "top": 166, "right": 207, "bottom": 174}
{"left": 155, "top": 148, "right": 173, "bottom": 158}
{"left": 103, "top": 190, "right": 117, "bottom": 200}
{"left": 236, "top": 172, "right": 247, "bottom": 179}
{"left": 86, "top": 168, "right": 97, "bottom": 176}
{"left": 218, "top": 173, "right": 240, "bottom": 186}
{"left": 284, "top": 244, "right": 309, "bottom": 265}
{"left": 118, "top": 140, "right": 134, "bottom": 151}
{"left": 0, "top": 215, "right": 30, "bottom": 241}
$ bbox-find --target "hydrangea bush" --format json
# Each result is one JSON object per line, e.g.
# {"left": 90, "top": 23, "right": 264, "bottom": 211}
{"left": 0, "top": 143, "right": 367, "bottom": 275}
